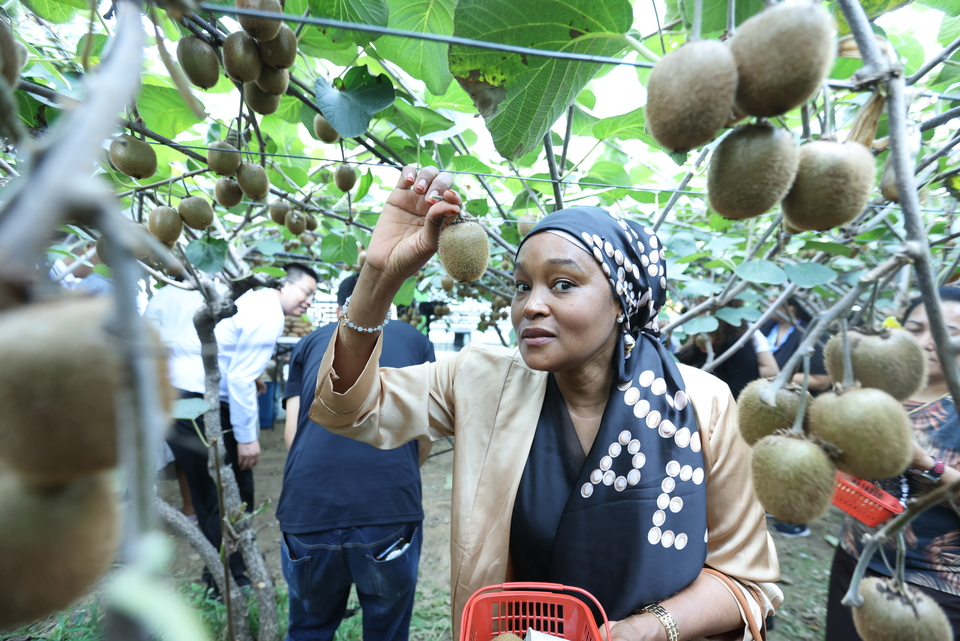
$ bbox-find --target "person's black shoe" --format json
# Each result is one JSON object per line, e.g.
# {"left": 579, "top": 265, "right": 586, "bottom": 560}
{"left": 772, "top": 521, "right": 810, "bottom": 537}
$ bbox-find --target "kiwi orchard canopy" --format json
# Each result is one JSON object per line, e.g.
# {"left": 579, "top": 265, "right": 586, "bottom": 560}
{"left": 1, "top": 0, "right": 960, "bottom": 635}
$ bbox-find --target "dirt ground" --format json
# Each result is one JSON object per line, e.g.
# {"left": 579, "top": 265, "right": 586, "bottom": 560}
{"left": 156, "top": 420, "right": 845, "bottom": 641}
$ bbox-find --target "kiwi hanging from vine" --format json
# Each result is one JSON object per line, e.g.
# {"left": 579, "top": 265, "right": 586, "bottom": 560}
{"left": 178, "top": 196, "right": 214, "bottom": 230}
{"left": 313, "top": 114, "right": 340, "bottom": 144}
{"left": 335, "top": 164, "right": 358, "bottom": 191}
{"left": 853, "top": 577, "right": 952, "bottom": 641}
{"left": 176, "top": 36, "right": 220, "bottom": 90}
{"left": 256, "top": 23, "right": 297, "bottom": 69}
{"left": 215, "top": 177, "right": 244, "bottom": 208}
{"left": 236, "top": 163, "right": 270, "bottom": 201}
{"left": 109, "top": 134, "right": 157, "bottom": 180}
{"left": 244, "top": 80, "right": 281, "bottom": 115}
{"left": 207, "top": 140, "right": 242, "bottom": 176}
{"left": 237, "top": 0, "right": 283, "bottom": 41}
{"left": 824, "top": 328, "right": 927, "bottom": 401}
{"left": 147, "top": 206, "right": 183, "bottom": 243}
{"left": 751, "top": 434, "right": 836, "bottom": 524}
{"left": 222, "top": 31, "right": 263, "bottom": 83}
{"left": 269, "top": 202, "right": 291, "bottom": 225}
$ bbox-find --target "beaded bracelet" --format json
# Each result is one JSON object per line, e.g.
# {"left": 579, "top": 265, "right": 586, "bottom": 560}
{"left": 640, "top": 603, "right": 680, "bottom": 641}
{"left": 340, "top": 295, "right": 391, "bottom": 334}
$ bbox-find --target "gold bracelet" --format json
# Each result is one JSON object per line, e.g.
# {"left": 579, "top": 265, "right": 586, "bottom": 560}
{"left": 641, "top": 603, "right": 680, "bottom": 641}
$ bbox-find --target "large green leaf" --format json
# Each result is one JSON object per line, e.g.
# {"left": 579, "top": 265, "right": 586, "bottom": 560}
{"left": 24, "top": 0, "right": 86, "bottom": 23}
{"left": 320, "top": 232, "right": 359, "bottom": 264}
{"left": 734, "top": 259, "right": 787, "bottom": 285}
{"left": 682, "top": 315, "right": 720, "bottom": 334}
{"left": 376, "top": 0, "right": 457, "bottom": 95}
{"left": 940, "top": 14, "right": 960, "bottom": 46}
{"left": 308, "top": 0, "right": 390, "bottom": 44}
{"left": 784, "top": 262, "right": 838, "bottom": 288}
{"left": 136, "top": 85, "right": 206, "bottom": 139}
{"left": 917, "top": 0, "right": 959, "bottom": 15}
{"left": 677, "top": 0, "right": 765, "bottom": 33}
{"left": 314, "top": 66, "right": 396, "bottom": 137}
{"left": 391, "top": 100, "right": 455, "bottom": 137}
{"left": 592, "top": 107, "right": 646, "bottom": 141}
{"left": 184, "top": 237, "right": 228, "bottom": 273}
{"left": 448, "top": 0, "right": 631, "bottom": 160}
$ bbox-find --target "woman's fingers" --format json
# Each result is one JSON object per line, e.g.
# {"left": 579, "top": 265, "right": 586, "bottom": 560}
{"left": 395, "top": 164, "right": 418, "bottom": 190}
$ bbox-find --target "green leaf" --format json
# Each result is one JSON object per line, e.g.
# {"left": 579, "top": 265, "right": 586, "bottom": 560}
{"left": 734, "top": 259, "right": 788, "bottom": 285}
{"left": 314, "top": 67, "right": 396, "bottom": 138}
{"left": 136, "top": 85, "right": 206, "bottom": 139}
{"left": 832, "top": 0, "right": 917, "bottom": 33}
{"left": 77, "top": 33, "right": 108, "bottom": 66}
{"left": 307, "top": 0, "right": 390, "bottom": 44}
{"left": 917, "top": 0, "right": 959, "bottom": 15}
{"left": 680, "top": 280, "right": 724, "bottom": 297}
{"left": 677, "top": 0, "right": 764, "bottom": 33}
{"left": 320, "top": 232, "right": 359, "bottom": 264}
{"left": 784, "top": 262, "right": 838, "bottom": 288}
{"left": 682, "top": 315, "right": 719, "bottom": 334}
{"left": 184, "top": 237, "right": 228, "bottom": 273}
{"left": 940, "top": 15, "right": 960, "bottom": 45}
{"left": 801, "top": 240, "right": 855, "bottom": 258}
{"left": 450, "top": 155, "right": 493, "bottom": 175}
{"left": 254, "top": 266, "right": 288, "bottom": 277}
{"left": 256, "top": 239, "right": 285, "bottom": 256}
{"left": 391, "top": 100, "right": 455, "bottom": 137}
{"left": 592, "top": 107, "right": 646, "bottom": 140}
{"left": 376, "top": 0, "right": 457, "bottom": 95}
{"left": 355, "top": 169, "right": 374, "bottom": 201}
{"left": 24, "top": 0, "right": 86, "bottom": 23}
{"left": 580, "top": 160, "right": 630, "bottom": 193}
{"left": 393, "top": 277, "right": 417, "bottom": 305}
{"left": 448, "top": 0, "right": 631, "bottom": 159}
{"left": 172, "top": 398, "right": 211, "bottom": 420}
{"left": 298, "top": 27, "right": 361, "bottom": 64}
{"left": 275, "top": 95, "right": 303, "bottom": 124}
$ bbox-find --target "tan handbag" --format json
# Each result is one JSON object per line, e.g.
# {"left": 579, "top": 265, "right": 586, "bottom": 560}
{"left": 701, "top": 568, "right": 767, "bottom": 641}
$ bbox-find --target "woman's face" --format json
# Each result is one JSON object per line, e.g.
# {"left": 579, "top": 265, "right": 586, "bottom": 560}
{"left": 511, "top": 233, "right": 621, "bottom": 375}
{"left": 904, "top": 300, "right": 960, "bottom": 385}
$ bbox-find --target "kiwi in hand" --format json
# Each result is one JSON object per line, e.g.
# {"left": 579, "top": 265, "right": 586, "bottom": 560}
{"left": 0, "top": 472, "right": 119, "bottom": 627}
{"left": 737, "top": 378, "right": 811, "bottom": 445}
{"left": 313, "top": 114, "right": 340, "bottom": 144}
{"left": 222, "top": 31, "right": 263, "bottom": 83}
{"left": 824, "top": 328, "right": 927, "bottom": 401}
{"left": 176, "top": 36, "right": 220, "bottom": 90}
{"left": 109, "top": 134, "right": 157, "bottom": 180}
{"left": 335, "top": 164, "right": 357, "bottom": 191}
{"left": 147, "top": 205, "right": 183, "bottom": 243}
{"left": 751, "top": 434, "right": 836, "bottom": 524}
{"left": 215, "top": 177, "right": 244, "bottom": 208}
{"left": 853, "top": 577, "right": 953, "bottom": 641}
{"left": 707, "top": 124, "right": 800, "bottom": 220}
{"left": 645, "top": 39, "right": 738, "bottom": 153}
{"left": 438, "top": 219, "right": 490, "bottom": 282}
{"left": 178, "top": 196, "right": 215, "bottom": 230}
{"left": 236, "top": 162, "right": 270, "bottom": 201}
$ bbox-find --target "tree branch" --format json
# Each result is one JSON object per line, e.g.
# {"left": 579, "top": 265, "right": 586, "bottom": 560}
{"left": 652, "top": 147, "right": 711, "bottom": 232}
{"left": 543, "top": 132, "right": 564, "bottom": 211}
{"left": 907, "top": 34, "right": 960, "bottom": 86}
{"left": 835, "top": 0, "right": 891, "bottom": 84}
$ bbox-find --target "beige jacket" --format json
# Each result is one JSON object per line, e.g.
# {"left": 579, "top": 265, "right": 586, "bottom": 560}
{"left": 310, "top": 327, "right": 783, "bottom": 640}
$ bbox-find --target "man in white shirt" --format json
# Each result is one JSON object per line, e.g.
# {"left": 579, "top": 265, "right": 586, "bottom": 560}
{"left": 145, "top": 263, "right": 317, "bottom": 588}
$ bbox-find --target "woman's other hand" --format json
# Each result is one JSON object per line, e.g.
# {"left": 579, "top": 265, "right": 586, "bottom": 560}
{"left": 364, "top": 164, "right": 461, "bottom": 285}
{"left": 599, "top": 615, "right": 663, "bottom": 641}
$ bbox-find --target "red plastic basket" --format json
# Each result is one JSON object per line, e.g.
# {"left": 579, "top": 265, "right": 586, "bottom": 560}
{"left": 832, "top": 471, "right": 904, "bottom": 527}
{"left": 459, "top": 582, "right": 611, "bottom": 641}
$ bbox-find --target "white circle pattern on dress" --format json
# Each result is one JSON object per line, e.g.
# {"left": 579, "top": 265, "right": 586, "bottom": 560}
{"left": 628, "top": 439, "right": 641, "bottom": 454}
{"left": 651, "top": 378, "right": 667, "bottom": 395}
{"left": 666, "top": 460, "right": 680, "bottom": 477}
{"left": 591, "top": 469, "right": 603, "bottom": 484}
{"left": 680, "top": 465, "right": 693, "bottom": 482}
{"left": 624, "top": 387, "right": 640, "bottom": 405}
{"left": 675, "top": 533, "right": 688, "bottom": 550}
{"left": 670, "top": 497, "right": 684, "bottom": 513}
{"left": 581, "top": 483, "right": 593, "bottom": 498}
{"left": 661, "top": 530, "right": 675, "bottom": 548}
{"left": 638, "top": 370, "right": 655, "bottom": 387}
{"left": 692, "top": 468, "right": 704, "bottom": 485}
{"left": 659, "top": 420, "right": 677, "bottom": 439}
{"left": 658, "top": 493, "right": 670, "bottom": 510}
{"left": 618, "top": 430, "right": 632, "bottom": 445}
{"left": 649, "top": 527, "right": 662, "bottom": 545}
{"left": 603, "top": 470, "right": 615, "bottom": 486}
{"left": 614, "top": 476, "right": 627, "bottom": 492}
{"left": 675, "top": 391, "right": 688, "bottom": 410}
{"left": 691, "top": 432, "right": 702, "bottom": 452}
{"left": 646, "top": 410, "right": 661, "bottom": 429}
{"left": 634, "top": 400, "right": 650, "bottom": 418}
{"left": 661, "top": 477, "right": 676, "bottom": 493}
{"left": 653, "top": 510, "right": 666, "bottom": 527}
{"left": 609, "top": 442, "right": 622, "bottom": 458}
{"left": 675, "top": 428, "right": 690, "bottom": 448}
{"left": 632, "top": 452, "right": 646, "bottom": 468}
{"left": 600, "top": 455, "right": 612, "bottom": 471}
{"left": 615, "top": 249, "right": 624, "bottom": 265}
{"left": 627, "top": 469, "right": 641, "bottom": 485}
{"left": 604, "top": 241, "right": 614, "bottom": 257}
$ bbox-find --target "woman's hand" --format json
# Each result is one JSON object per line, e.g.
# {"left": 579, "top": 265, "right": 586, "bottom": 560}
{"left": 598, "top": 615, "right": 663, "bottom": 641}
{"left": 363, "top": 164, "right": 461, "bottom": 286}
{"left": 910, "top": 441, "right": 936, "bottom": 470}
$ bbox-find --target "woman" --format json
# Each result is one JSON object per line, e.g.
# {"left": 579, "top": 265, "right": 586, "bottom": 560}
{"left": 825, "top": 287, "right": 960, "bottom": 639}
{"left": 308, "top": 166, "right": 781, "bottom": 640}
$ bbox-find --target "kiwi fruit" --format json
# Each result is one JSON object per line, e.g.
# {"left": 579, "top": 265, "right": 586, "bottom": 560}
{"left": 645, "top": 40, "right": 738, "bottom": 153}
{"left": 707, "top": 124, "right": 800, "bottom": 220}
{"left": 781, "top": 141, "right": 876, "bottom": 232}
{"left": 285, "top": 210, "right": 306, "bottom": 235}
{"left": 0, "top": 20, "right": 20, "bottom": 89}
{"left": 783, "top": 220, "right": 802, "bottom": 235}
{"left": 178, "top": 196, "right": 215, "bottom": 230}
{"left": 494, "top": 635, "right": 524, "bottom": 641}
{"left": 517, "top": 214, "right": 537, "bottom": 237}
{"left": 207, "top": 140, "right": 242, "bottom": 176}
{"left": 176, "top": 36, "right": 220, "bottom": 90}
{"left": 236, "top": 162, "right": 270, "bottom": 201}
{"left": 441, "top": 275, "right": 455, "bottom": 292}
{"left": 305, "top": 213, "right": 318, "bottom": 231}
{"left": 730, "top": 1, "right": 836, "bottom": 117}
{"left": 222, "top": 31, "right": 263, "bottom": 83}
{"left": 751, "top": 434, "right": 835, "bottom": 524}
{"left": 335, "top": 164, "right": 358, "bottom": 191}
{"left": 256, "top": 23, "right": 297, "bottom": 69}
{"left": 824, "top": 329, "right": 927, "bottom": 402}
{"left": 94, "top": 222, "right": 152, "bottom": 266}
{"left": 853, "top": 577, "right": 952, "bottom": 641}
{"left": 109, "top": 134, "right": 157, "bottom": 180}
{"left": 0, "top": 472, "right": 119, "bottom": 627}
{"left": 737, "top": 378, "right": 811, "bottom": 446}
{"left": 880, "top": 154, "right": 899, "bottom": 202}
{"left": 147, "top": 205, "right": 183, "bottom": 243}
{"left": 244, "top": 80, "right": 281, "bottom": 115}
{"left": 313, "top": 113, "right": 340, "bottom": 143}
{"left": 270, "top": 201, "right": 291, "bottom": 224}
{"left": 300, "top": 231, "right": 316, "bottom": 246}
{"left": 237, "top": 0, "right": 283, "bottom": 41}
{"left": 438, "top": 220, "right": 490, "bottom": 282}
{"left": 215, "top": 177, "right": 244, "bottom": 208}
{"left": 255, "top": 65, "right": 289, "bottom": 95}
{"left": 0, "top": 298, "right": 174, "bottom": 485}
{"left": 809, "top": 387, "right": 913, "bottom": 479}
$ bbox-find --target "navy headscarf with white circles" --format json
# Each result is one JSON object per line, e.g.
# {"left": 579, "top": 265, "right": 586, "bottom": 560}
{"left": 513, "top": 207, "right": 708, "bottom": 618}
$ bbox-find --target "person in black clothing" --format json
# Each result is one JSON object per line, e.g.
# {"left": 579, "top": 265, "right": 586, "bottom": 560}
{"left": 677, "top": 303, "right": 760, "bottom": 399}
{"left": 278, "top": 274, "right": 436, "bottom": 641}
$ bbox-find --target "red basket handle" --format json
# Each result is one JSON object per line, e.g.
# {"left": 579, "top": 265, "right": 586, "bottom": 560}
{"left": 461, "top": 581, "right": 612, "bottom": 641}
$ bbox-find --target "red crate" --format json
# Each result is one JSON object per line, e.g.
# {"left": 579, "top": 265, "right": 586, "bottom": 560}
{"left": 459, "top": 582, "right": 611, "bottom": 641}
{"left": 832, "top": 471, "right": 904, "bottom": 527}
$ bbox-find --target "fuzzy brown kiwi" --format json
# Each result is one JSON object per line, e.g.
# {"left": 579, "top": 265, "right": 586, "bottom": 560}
{"left": 809, "top": 387, "right": 913, "bottom": 479}
{"left": 645, "top": 40, "right": 738, "bottom": 153}
{"left": 517, "top": 214, "right": 537, "bottom": 237}
{"left": 215, "top": 177, "right": 244, "bottom": 208}
{"left": 255, "top": 64, "right": 289, "bottom": 95}
{"left": 313, "top": 113, "right": 340, "bottom": 143}
{"left": 737, "top": 378, "right": 811, "bottom": 445}
{"left": 438, "top": 220, "right": 490, "bottom": 282}
{"left": 109, "top": 134, "right": 158, "bottom": 180}
{"left": 441, "top": 275, "right": 454, "bottom": 292}
{"left": 751, "top": 434, "right": 836, "bottom": 524}
{"left": 178, "top": 196, "right": 215, "bottom": 230}
{"left": 824, "top": 329, "right": 927, "bottom": 401}
{"left": 285, "top": 210, "right": 306, "bottom": 235}
{"left": 730, "top": 1, "right": 836, "bottom": 117}
{"left": 0, "top": 298, "right": 174, "bottom": 485}
{"left": 0, "top": 472, "right": 119, "bottom": 627}
{"left": 707, "top": 124, "right": 800, "bottom": 220}
{"left": 880, "top": 154, "right": 899, "bottom": 202}
{"left": 236, "top": 162, "right": 270, "bottom": 201}
{"left": 335, "top": 164, "right": 358, "bottom": 191}
{"left": 237, "top": 0, "right": 283, "bottom": 41}
{"left": 781, "top": 141, "right": 876, "bottom": 231}
{"left": 305, "top": 213, "right": 318, "bottom": 231}
{"left": 176, "top": 35, "right": 220, "bottom": 90}
{"left": 222, "top": 31, "right": 263, "bottom": 83}
{"left": 207, "top": 140, "right": 242, "bottom": 176}
{"left": 270, "top": 202, "right": 291, "bottom": 224}
{"left": 256, "top": 23, "right": 297, "bottom": 69}
{"left": 244, "top": 80, "right": 281, "bottom": 115}
{"left": 0, "top": 20, "right": 20, "bottom": 89}
{"left": 853, "top": 577, "right": 953, "bottom": 641}
{"left": 147, "top": 205, "right": 183, "bottom": 243}
{"left": 299, "top": 231, "right": 316, "bottom": 245}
